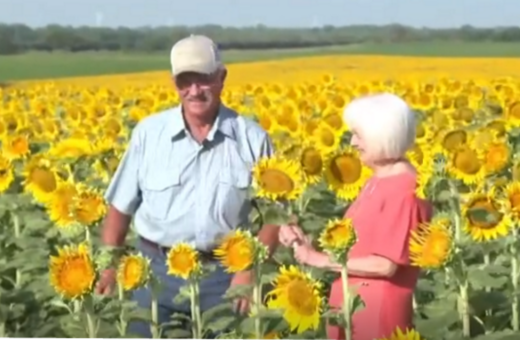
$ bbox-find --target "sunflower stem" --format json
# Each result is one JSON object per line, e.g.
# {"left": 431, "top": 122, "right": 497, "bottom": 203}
{"left": 85, "top": 309, "right": 97, "bottom": 338}
{"left": 483, "top": 253, "right": 492, "bottom": 333}
{"left": 253, "top": 264, "right": 263, "bottom": 339}
{"left": 510, "top": 229, "right": 519, "bottom": 331}
{"left": 150, "top": 287, "right": 160, "bottom": 339}
{"left": 117, "top": 283, "right": 127, "bottom": 336}
{"left": 190, "top": 280, "right": 203, "bottom": 339}
{"left": 85, "top": 226, "right": 91, "bottom": 244}
{"left": 458, "top": 280, "right": 471, "bottom": 337}
{"left": 12, "top": 214, "right": 21, "bottom": 288}
{"left": 448, "top": 183, "right": 471, "bottom": 338}
{"left": 340, "top": 264, "right": 352, "bottom": 340}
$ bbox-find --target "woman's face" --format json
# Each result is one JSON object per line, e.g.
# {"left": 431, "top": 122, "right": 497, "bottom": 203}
{"left": 350, "top": 128, "right": 373, "bottom": 165}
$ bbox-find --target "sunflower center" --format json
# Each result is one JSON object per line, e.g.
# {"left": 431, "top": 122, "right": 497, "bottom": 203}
{"left": 509, "top": 102, "right": 520, "bottom": 119}
{"left": 59, "top": 257, "right": 93, "bottom": 295}
{"left": 324, "top": 114, "right": 343, "bottom": 130}
{"left": 287, "top": 280, "right": 317, "bottom": 316}
{"left": 11, "top": 138, "right": 28, "bottom": 154}
{"left": 423, "top": 232, "right": 449, "bottom": 261}
{"left": 170, "top": 252, "right": 195, "bottom": 273}
{"left": 227, "top": 240, "right": 252, "bottom": 268}
{"left": 442, "top": 130, "right": 467, "bottom": 151}
{"left": 453, "top": 148, "right": 481, "bottom": 175}
{"left": 319, "top": 128, "right": 335, "bottom": 147}
{"left": 329, "top": 154, "right": 362, "bottom": 184}
{"left": 301, "top": 148, "right": 323, "bottom": 175}
{"left": 509, "top": 192, "right": 520, "bottom": 211}
{"left": 260, "top": 169, "right": 295, "bottom": 193}
{"left": 468, "top": 199, "right": 502, "bottom": 228}
{"left": 30, "top": 167, "right": 57, "bottom": 192}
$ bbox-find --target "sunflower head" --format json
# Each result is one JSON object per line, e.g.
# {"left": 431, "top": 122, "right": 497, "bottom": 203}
{"left": 22, "top": 154, "right": 59, "bottom": 203}
{"left": 252, "top": 156, "right": 305, "bottom": 201}
{"left": 0, "top": 154, "right": 14, "bottom": 194}
{"left": 461, "top": 193, "right": 511, "bottom": 242}
{"left": 117, "top": 253, "right": 151, "bottom": 291}
{"left": 166, "top": 243, "right": 201, "bottom": 280}
{"left": 300, "top": 145, "right": 323, "bottom": 184}
{"left": 318, "top": 218, "right": 357, "bottom": 262}
{"left": 266, "top": 265, "right": 322, "bottom": 334}
{"left": 72, "top": 185, "right": 107, "bottom": 226}
{"left": 2, "top": 135, "right": 30, "bottom": 160}
{"left": 409, "top": 216, "right": 453, "bottom": 270}
{"left": 49, "top": 242, "right": 97, "bottom": 300}
{"left": 323, "top": 147, "right": 371, "bottom": 201}
{"left": 214, "top": 229, "right": 267, "bottom": 273}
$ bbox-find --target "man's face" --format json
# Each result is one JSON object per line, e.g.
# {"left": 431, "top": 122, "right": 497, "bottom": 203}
{"left": 175, "top": 70, "right": 226, "bottom": 118}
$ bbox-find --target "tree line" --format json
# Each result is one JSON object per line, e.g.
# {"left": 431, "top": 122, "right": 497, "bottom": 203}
{"left": 0, "top": 23, "right": 519, "bottom": 55}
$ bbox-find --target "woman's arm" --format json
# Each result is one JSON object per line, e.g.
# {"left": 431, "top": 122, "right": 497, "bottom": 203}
{"left": 294, "top": 246, "right": 397, "bottom": 277}
{"left": 294, "top": 193, "right": 430, "bottom": 278}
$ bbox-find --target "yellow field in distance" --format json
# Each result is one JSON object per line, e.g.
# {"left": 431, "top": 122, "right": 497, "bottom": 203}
{"left": 14, "top": 55, "right": 520, "bottom": 89}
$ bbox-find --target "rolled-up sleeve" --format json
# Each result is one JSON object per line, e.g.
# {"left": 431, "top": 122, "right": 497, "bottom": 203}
{"left": 104, "top": 128, "right": 142, "bottom": 215}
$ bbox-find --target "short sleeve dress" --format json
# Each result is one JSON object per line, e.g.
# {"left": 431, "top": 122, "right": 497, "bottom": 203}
{"left": 327, "top": 171, "right": 433, "bottom": 340}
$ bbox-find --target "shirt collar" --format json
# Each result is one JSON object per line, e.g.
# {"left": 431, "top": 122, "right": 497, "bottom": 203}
{"left": 169, "top": 104, "right": 236, "bottom": 141}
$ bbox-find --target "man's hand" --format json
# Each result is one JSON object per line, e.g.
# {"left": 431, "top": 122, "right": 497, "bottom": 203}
{"left": 230, "top": 270, "right": 253, "bottom": 314}
{"left": 95, "top": 268, "right": 117, "bottom": 295}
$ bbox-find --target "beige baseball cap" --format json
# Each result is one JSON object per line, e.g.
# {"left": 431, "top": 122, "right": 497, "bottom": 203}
{"left": 170, "top": 35, "right": 223, "bottom": 76}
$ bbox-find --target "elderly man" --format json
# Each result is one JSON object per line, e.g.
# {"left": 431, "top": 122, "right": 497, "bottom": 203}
{"left": 95, "top": 35, "right": 279, "bottom": 338}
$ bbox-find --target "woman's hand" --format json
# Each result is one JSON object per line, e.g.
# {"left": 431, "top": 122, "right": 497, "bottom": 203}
{"left": 293, "top": 243, "right": 326, "bottom": 268}
{"left": 279, "top": 224, "right": 306, "bottom": 247}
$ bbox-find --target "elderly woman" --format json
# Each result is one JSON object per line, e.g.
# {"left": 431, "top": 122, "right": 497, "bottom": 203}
{"left": 279, "top": 93, "right": 433, "bottom": 340}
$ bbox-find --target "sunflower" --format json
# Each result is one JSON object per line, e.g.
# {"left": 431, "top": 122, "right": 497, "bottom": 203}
{"left": 46, "top": 181, "right": 79, "bottom": 228}
{"left": 252, "top": 156, "right": 304, "bottom": 201}
{"left": 461, "top": 193, "right": 511, "bottom": 242}
{"left": 407, "top": 143, "right": 434, "bottom": 175}
{"left": 323, "top": 147, "right": 371, "bottom": 201}
{"left": 312, "top": 122, "right": 341, "bottom": 155}
{"left": 49, "top": 242, "right": 96, "bottom": 299}
{"left": 446, "top": 145, "right": 485, "bottom": 185}
{"left": 318, "top": 218, "right": 357, "bottom": 259}
{"left": 503, "top": 182, "right": 520, "bottom": 222}
{"left": 0, "top": 154, "right": 14, "bottom": 193}
{"left": 72, "top": 186, "right": 107, "bottom": 226}
{"left": 22, "top": 155, "right": 60, "bottom": 203}
{"left": 266, "top": 266, "right": 322, "bottom": 334}
{"left": 438, "top": 127, "right": 466, "bottom": 150}
{"left": 166, "top": 243, "right": 201, "bottom": 280}
{"left": 299, "top": 145, "right": 323, "bottom": 184}
{"left": 117, "top": 253, "right": 151, "bottom": 291}
{"left": 415, "top": 120, "right": 434, "bottom": 144}
{"left": 378, "top": 327, "right": 423, "bottom": 340}
{"left": 409, "top": 217, "right": 453, "bottom": 269}
{"left": 482, "top": 141, "right": 510, "bottom": 175}
{"left": 1, "top": 135, "right": 30, "bottom": 160}
{"left": 48, "top": 137, "right": 93, "bottom": 159}
{"left": 214, "top": 230, "right": 255, "bottom": 273}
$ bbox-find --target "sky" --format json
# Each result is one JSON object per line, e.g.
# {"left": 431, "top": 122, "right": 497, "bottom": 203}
{"left": 0, "top": 0, "right": 517, "bottom": 29}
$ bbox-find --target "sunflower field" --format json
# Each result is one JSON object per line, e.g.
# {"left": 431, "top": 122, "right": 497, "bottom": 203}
{"left": 1, "top": 56, "right": 520, "bottom": 340}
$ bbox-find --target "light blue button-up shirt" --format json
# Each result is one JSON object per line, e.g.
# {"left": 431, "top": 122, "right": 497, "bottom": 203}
{"left": 104, "top": 104, "right": 274, "bottom": 251}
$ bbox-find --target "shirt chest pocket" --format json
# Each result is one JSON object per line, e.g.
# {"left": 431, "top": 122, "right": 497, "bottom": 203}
{"left": 141, "top": 170, "right": 182, "bottom": 221}
{"left": 217, "top": 167, "right": 252, "bottom": 227}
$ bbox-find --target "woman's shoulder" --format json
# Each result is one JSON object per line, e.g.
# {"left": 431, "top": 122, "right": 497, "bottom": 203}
{"left": 372, "top": 171, "right": 432, "bottom": 214}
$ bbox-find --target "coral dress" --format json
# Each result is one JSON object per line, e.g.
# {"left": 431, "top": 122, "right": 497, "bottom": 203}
{"left": 327, "top": 172, "right": 432, "bottom": 340}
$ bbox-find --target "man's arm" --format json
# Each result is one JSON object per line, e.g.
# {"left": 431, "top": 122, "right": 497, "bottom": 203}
{"left": 101, "top": 128, "right": 143, "bottom": 246}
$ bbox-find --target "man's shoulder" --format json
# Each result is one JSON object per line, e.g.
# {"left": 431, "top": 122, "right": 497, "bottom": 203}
{"left": 224, "top": 106, "right": 269, "bottom": 141}
{"left": 132, "top": 107, "right": 179, "bottom": 135}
